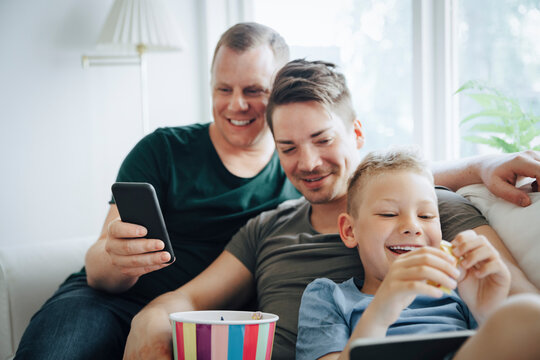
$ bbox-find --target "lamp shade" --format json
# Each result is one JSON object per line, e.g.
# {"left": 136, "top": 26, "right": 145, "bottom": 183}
{"left": 96, "top": 0, "right": 183, "bottom": 54}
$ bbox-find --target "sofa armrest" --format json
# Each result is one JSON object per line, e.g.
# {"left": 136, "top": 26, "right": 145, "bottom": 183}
{"left": 0, "top": 236, "right": 95, "bottom": 360}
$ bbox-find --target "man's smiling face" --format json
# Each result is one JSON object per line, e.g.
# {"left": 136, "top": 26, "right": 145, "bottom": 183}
{"left": 211, "top": 45, "right": 277, "bottom": 149}
{"left": 272, "top": 101, "right": 362, "bottom": 205}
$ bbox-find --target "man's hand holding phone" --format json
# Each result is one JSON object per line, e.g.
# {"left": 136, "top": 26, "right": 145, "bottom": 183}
{"left": 105, "top": 217, "right": 172, "bottom": 278}
{"left": 108, "top": 182, "right": 176, "bottom": 278}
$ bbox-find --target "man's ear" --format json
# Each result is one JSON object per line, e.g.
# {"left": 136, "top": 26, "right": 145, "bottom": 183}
{"left": 353, "top": 119, "right": 365, "bottom": 150}
{"left": 338, "top": 213, "right": 358, "bottom": 249}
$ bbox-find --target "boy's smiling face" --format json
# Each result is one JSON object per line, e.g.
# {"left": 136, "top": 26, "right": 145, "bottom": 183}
{"left": 340, "top": 169, "right": 442, "bottom": 291}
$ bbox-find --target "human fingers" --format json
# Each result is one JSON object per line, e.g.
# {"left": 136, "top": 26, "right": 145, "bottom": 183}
{"left": 111, "top": 247, "right": 171, "bottom": 267}
{"left": 108, "top": 218, "right": 148, "bottom": 239}
{"left": 488, "top": 151, "right": 540, "bottom": 206}
{"left": 106, "top": 236, "right": 166, "bottom": 257}
{"left": 452, "top": 231, "right": 493, "bottom": 262}
{"left": 469, "top": 256, "right": 509, "bottom": 282}
{"left": 456, "top": 242, "right": 496, "bottom": 271}
{"left": 392, "top": 247, "right": 460, "bottom": 294}
{"left": 488, "top": 178, "right": 532, "bottom": 207}
{"left": 399, "top": 246, "right": 459, "bottom": 275}
{"left": 390, "top": 249, "right": 459, "bottom": 287}
{"left": 111, "top": 253, "right": 171, "bottom": 277}
{"left": 395, "top": 264, "right": 458, "bottom": 293}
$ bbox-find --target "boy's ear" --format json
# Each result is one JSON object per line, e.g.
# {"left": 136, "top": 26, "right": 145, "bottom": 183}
{"left": 338, "top": 213, "right": 358, "bottom": 248}
{"left": 353, "top": 119, "right": 365, "bottom": 150}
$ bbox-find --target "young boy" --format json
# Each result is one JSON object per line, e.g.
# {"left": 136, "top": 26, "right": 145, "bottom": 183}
{"left": 296, "top": 148, "right": 540, "bottom": 360}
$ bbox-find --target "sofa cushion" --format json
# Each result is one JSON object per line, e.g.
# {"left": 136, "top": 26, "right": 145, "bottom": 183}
{"left": 457, "top": 184, "right": 540, "bottom": 289}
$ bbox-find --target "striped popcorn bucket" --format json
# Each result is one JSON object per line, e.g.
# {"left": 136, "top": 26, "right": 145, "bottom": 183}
{"left": 170, "top": 310, "right": 279, "bottom": 360}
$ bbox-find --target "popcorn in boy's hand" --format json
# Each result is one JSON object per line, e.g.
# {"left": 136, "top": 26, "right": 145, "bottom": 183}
{"left": 427, "top": 240, "right": 458, "bottom": 294}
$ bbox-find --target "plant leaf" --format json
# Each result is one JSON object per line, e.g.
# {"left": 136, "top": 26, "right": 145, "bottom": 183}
{"left": 520, "top": 127, "right": 540, "bottom": 144}
{"left": 455, "top": 80, "right": 479, "bottom": 94}
{"left": 462, "top": 135, "right": 500, "bottom": 147}
{"left": 465, "top": 93, "right": 503, "bottom": 108}
{"left": 468, "top": 123, "right": 512, "bottom": 134}
{"left": 460, "top": 110, "right": 514, "bottom": 125}
{"left": 490, "top": 136, "right": 520, "bottom": 153}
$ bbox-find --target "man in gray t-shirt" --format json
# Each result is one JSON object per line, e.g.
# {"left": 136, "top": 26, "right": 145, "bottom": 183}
{"left": 124, "top": 60, "right": 537, "bottom": 360}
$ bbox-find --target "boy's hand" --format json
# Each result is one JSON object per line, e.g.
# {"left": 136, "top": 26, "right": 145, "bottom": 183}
{"left": 452, "top": 230, "right": 511, "bottom": 323}
{"left": 367, "top": 247, "right": 460, "bottom": 329}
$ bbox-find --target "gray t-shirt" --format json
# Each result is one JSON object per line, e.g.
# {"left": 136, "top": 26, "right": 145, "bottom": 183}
{"left": 225, "top": 187, "right": 488, "bottom": 360}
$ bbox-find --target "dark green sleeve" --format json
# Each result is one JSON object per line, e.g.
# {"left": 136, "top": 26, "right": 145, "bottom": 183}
{"left": 436, "top": 186, "right": 488, "bottom": 242}
{"left": 110, "top": 131, "right": 170, "bottom": 204}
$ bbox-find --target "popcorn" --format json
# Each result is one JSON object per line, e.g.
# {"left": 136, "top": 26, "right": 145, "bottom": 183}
{"left": 251, "top": 311, "right": 263, "bottom": 320}
{"left": 427, "top": 240, "right": 458, "bottom": 294}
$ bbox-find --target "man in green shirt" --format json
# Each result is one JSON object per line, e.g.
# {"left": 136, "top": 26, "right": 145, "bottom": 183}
{"left": 15, "top": 22, "right": 300, "bottom": 360}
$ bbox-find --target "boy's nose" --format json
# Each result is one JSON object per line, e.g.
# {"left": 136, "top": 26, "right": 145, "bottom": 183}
{"left": 400, "top": 218, "right": 422, "bottom": 236}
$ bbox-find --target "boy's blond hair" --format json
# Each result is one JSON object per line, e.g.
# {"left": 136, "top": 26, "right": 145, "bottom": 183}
{"left": 346, "top": 147, "right": 433, "bottom": 216}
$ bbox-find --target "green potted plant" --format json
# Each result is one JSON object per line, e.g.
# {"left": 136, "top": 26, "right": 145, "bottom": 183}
{"left": 456, "top": 80, "right": 540, "bottom": 153}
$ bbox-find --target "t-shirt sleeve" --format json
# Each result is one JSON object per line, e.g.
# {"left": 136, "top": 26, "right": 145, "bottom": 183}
{"left": 224, "top": 212, "right": 266, "bottom": 274}
{"left": 110, "top": 131, "right": 170, "bottom": 204}
{"left": 436, "top": 187, "right": 489, "bottom": 242}
{"left": 296, "top": 278, "right": 350, "bottom": 360}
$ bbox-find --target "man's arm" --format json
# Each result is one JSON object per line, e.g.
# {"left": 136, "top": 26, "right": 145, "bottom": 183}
{"left": 85, "top": 205, "right": 172, "bottom": 293}
{"left": 432, "top": 150, "right": 540, "bottom": 207}
{"left": 473, "top": 225, "right": 539, "bottom": 295}
{"left": 123, "top": 250, "right": 255, "bottom": 360}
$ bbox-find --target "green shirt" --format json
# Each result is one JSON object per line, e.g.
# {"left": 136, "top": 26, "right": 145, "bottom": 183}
{"left": 108, "top": 123, "right": 300, "bottom": 301}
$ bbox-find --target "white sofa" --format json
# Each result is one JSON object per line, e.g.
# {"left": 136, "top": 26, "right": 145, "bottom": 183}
{"left": 0, "top": 236, "right": 95, "bottom": 360}
{"left": 0, "top": 185, "right": 538, "bottom": 360}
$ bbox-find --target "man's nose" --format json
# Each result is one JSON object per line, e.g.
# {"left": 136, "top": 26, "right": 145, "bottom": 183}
{"left": 298, "top": 146, "right": 322, "bottom": 172}
{"left": 228, "top": 90, "right": 248, "bottom": 111}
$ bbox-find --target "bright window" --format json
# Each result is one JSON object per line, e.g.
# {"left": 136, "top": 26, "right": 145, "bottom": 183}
{"left": 252, "top": 0, "right": 413, "bottom": 155}
{"left": 248, "top": 0, "right": 540, "bottom": 159}
{"left": 456, "top": 0, "right": 540, "bottom": 156}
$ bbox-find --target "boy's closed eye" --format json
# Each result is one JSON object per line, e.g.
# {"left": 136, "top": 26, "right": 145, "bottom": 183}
{"left": 377, "top": 213, "right": 397, "bottom": 217}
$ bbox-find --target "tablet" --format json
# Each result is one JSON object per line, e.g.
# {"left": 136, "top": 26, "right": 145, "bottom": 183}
{"left": 350, "top": 330, "right": 475, "bottom": 360}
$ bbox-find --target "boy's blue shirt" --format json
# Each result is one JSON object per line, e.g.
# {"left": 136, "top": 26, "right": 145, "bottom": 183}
{"left": 296, "top": 277, "right": 477, "bottom": 360}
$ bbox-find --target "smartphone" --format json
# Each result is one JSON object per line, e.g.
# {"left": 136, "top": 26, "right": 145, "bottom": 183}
{"left": 111, "top": 182, "right": 175, "bottom": 263}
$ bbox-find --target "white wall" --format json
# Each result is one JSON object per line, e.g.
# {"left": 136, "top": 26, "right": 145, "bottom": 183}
{"left": 0, "top": 0, "right": 208, "bottom": 245}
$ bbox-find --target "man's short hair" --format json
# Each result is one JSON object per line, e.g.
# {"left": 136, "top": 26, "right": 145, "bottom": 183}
{"left": 347, "top": 147, "right": 433, "bottom": 216}
{"left": 266, "top": 59, "right": 356, "bottom": 131}
{"left": 211, "top": 22, "right": 289, "bottom": 71}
